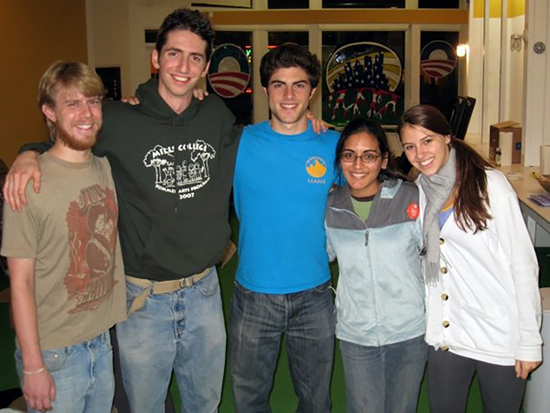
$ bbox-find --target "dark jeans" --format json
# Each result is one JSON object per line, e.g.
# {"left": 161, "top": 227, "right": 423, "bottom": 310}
{"left": 340, "top": 335, "right": 427, "bottom": 413}
{"left": 428, "top": 347, "right": 527, "bottom": 413}
{"left": 230, "top": 280, "right": 336, "bottom": 413}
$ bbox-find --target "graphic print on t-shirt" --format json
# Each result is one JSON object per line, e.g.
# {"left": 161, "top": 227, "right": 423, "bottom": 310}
{"left": 65, "top": 184, "right": 118, "bottom": 314}
{"left": 143, "top": 140, "right": 216, "bottom": 200}
{"left": 306, "top": 156, "right": 328, "bottom": 184}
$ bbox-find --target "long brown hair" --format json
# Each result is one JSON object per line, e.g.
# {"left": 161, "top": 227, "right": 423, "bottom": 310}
{"left": 398, "top": 105, "right": 492, "bottom": 233}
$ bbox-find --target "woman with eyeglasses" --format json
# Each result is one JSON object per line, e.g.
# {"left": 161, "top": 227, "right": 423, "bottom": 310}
{"left": 325, "top": 118, "right": 427, "bottom": 413}
{"left": 398, "top": 104, "right": 542, "bottom": 413}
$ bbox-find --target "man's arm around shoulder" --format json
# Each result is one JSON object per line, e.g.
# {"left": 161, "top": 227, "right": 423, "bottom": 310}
{"left": 3, "top": 141, "right": 51, "bottom": 212}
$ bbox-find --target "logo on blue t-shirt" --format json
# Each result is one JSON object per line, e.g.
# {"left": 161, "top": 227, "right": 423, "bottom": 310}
{"left": 306, "top": 157, "right": 327, "bottom": 184}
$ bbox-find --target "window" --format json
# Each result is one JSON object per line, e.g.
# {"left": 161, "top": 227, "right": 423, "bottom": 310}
{"left": 268, "top": 0, "right": 309, "bottom": 9}
{"left": 420, "top": 31, "right": 459, "bottom": 117}
{"left": 208, "top": 31, "right": 253, "bottom": 125}
{"left": 323, "top": 0, "right": 404, "bottom": 8}
{"left": 322, "top": 31, "right": 405, "bottom": 126}
{"left": 419, "top": 0, "right": 459, "bottom": 9}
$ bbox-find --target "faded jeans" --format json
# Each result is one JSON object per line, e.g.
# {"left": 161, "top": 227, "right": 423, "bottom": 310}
{"left": 116, "top": 268, "right": 226, "bottom": 413}
{"left": 15, "top": 331, "right": 114, "bottom": 413}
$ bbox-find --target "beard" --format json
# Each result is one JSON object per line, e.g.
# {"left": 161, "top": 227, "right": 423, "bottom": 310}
{"left": 55, "top": 122, "right": 101, "bottom": 151}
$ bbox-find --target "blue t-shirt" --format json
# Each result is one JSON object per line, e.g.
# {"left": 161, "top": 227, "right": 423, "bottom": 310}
{"left": 233, "top": 121, "right": 339, "bottom": 293}
{"left": 438, "top": 206, "right": 453, "bottom": 229}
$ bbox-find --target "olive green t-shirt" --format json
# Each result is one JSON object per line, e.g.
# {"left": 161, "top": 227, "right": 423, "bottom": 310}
{"left": 350, "top": 194, "right": 375, "bottom": 222}
{"left": 1, "top": 153, "right": 126, "bottom": 350}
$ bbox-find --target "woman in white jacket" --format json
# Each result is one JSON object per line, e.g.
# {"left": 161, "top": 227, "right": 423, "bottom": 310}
{"left": 398, "top": 104, "right": 542, "bottom": 413}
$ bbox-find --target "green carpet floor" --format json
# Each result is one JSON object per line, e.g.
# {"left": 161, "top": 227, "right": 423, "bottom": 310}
{"left": 0, "top": 263, "right": 498, "bottom": 412}
{"left": 1, "top": 212, "right": 532, "bottom": 411}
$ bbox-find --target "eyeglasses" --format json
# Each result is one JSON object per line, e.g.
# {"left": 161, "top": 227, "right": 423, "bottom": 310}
{"left": 340, "top": 151, "right": 382, "bottom": 164}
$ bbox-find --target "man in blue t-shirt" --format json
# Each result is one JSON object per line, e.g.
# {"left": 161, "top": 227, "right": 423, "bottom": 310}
{"left": 231, "top": 43, "right": 340, "bottom": 413}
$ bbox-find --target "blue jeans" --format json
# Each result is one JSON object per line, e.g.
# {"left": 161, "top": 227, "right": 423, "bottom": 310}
{"left": 340, "top": 335, "right": 427, "bottom": 413}
{"left": 116, "top": 268, "right": 226, "bottom": 413}
{"left": 15, "top": 331, "right": 114, "bottom": 413}
{"left": 230, "top": 280, "right": 335, "bottom": 413}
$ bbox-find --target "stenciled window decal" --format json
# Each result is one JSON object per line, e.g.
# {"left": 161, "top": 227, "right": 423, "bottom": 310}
{"left": 207, "top": 44, "right": 251, "bottom": 99}
{"left": 420, "top": 32, "right": 459, "bottom": 117}
{"left": 420, "top": 41, "right": 457, "bottom": 80}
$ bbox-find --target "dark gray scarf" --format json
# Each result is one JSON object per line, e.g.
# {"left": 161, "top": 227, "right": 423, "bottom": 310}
{"left": 418, "top": 148, "right": 457, "bottom": 285}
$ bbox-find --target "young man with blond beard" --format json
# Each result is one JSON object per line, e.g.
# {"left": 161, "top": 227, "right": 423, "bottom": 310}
{"left": 2, "top": 61, "right": 126, "bottom": 412}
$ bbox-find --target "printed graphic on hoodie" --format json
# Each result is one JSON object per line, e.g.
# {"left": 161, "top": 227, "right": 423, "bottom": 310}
{"left": 143, "top": 140, "right": 217, "bottom": 200}
{"left": 65, "top": 184, "right": 119, "bottom": 314}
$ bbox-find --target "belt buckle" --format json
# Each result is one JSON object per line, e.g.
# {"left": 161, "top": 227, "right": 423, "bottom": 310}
{"left": 179, "top": 277, "right": 193, "bottom": 289}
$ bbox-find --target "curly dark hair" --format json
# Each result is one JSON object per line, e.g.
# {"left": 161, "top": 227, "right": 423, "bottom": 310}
{"left": 156, "top": 8, "right": 215, "bottom": 61}
{"left": 259, "top": 43, "right": 321, "bottom": 89}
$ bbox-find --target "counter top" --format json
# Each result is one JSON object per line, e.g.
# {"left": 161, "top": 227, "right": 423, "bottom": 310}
{"left": 467, "top": 138, "right": 550, "bottom": 232}
{"left": 496, "top": 164, "right": 550, "bottom": 231}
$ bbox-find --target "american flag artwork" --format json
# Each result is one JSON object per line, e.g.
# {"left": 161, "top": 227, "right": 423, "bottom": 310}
{"left": 420, "top": 41, "right": 457, "bottom": 79}
{"left": 323, "top": 42, "right": 404, "bottom": 126}
{"left": 325, "top": 42, "right": 402, "bottom": 94}
{"left": 207, "top": 44, "right": 251, "bottom": 99}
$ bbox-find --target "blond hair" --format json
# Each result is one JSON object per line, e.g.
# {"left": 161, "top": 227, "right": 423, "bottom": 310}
{"left": 38, "top": 61, "right": 105, "bottom": 139}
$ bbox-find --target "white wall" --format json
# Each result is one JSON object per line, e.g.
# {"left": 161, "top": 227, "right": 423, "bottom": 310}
{"left": 506, "top": 14, "right": 525, "bottom": 123}
{"left": 86, "top": 0, "right": 131, "bottom": 96}
{"left": 86, "top": 0, "right": 196, "bottom": 96}
{"left": 523, "top": 0, "right": 550, "bottom": 166}
{"left": 467, "top": 2, "right": 525, "bottom": 141}
{"left": 486, "top": 17, "right": 502, "bottom": 137}
{"left": 468, "top": 7, "right": 483, "bottom": 136}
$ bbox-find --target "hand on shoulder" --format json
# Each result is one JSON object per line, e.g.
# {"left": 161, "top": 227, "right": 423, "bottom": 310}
{"left": 3, "top": 151, "right": 41, "bottom": 212}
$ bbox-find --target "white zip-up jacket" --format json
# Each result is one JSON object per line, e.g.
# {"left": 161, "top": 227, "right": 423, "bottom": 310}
{"left": 420, "top": 169, "right": 542, "bottom": 365}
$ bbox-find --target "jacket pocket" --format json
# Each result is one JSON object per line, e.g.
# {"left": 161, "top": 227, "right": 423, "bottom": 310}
{"left": 454, "top": 304, "right": 512, "bottom": 357}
